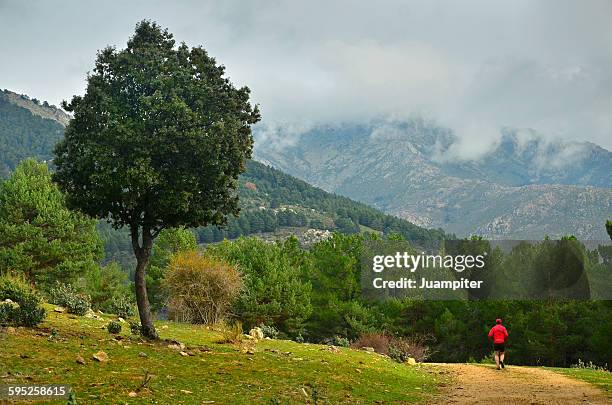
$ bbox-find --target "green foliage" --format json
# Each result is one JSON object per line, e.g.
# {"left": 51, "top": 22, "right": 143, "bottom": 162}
{"left": 53, "top": 20, "right": 260, "bottom": 339}
{"left": 0, "top": 274, "right": 46, "bottom": 326}
{"left": 107, "top": 295, "right": 135, "bottom": 319}
{"left": 48, "top": 283, "right": 91, "bottom": 316}
{"left": 0, "top": 159, "right": 103, "bottom": 290}
{"left": 259, "top": 324, "right": 279, "bottom": 339}
{"left": 0, "top": 91, "right": 64, "bottom": 177}
{"left": 129, "top": 321, "right": 142, "bottom": 335}
{"left": 607, "top": 220, "right": 612, "bottom": 240}
{"left": 327, "top": 336, "right": 350, "bottom": 347}
{"left": 78, "top": 262, "right": 132, "bottom": 313}
{"left": 206, "top": 237, "right": 312, "bottom": 335}
{"left": 195, "top": 161, "right": 446, "bottom": 243}
{"left": 53, "top": 20, "right": 260, "bottom": 232}
{"left": 106, "top": 320, "right": 122, "bottom": 334}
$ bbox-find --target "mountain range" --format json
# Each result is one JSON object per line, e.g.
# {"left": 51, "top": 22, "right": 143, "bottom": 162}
{"left": 253, "top": 119, "right": 611, "bottom": 239}
{"left": 3, "top": 88, "right": 609, "bottom": 240}
{"left": 0, "top": 89, "right": 442, "bottom": 270}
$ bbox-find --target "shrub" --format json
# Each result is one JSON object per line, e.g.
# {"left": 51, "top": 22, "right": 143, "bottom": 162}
{"left": 164, "top": 251, "right": 242, "bottom": 324}
{"left": 388, "top": 337, "right": 429, "bottom": 363}
{"left": 107, "top": 320, "right": 122, "bottom": 334}
{"left": 220, "top": 321, "right": 244, "bottom": 344}
{"left": 48, "top": 283, "right": 91, "bottom": 316}
{"left": 79, "top": 262, "right": 131, "bottom": 312}
{"left": 206, "top": 237, "right": 312, "bottom": 334}
{"left": 572, "top": 359, "right": 609, "bottom": 372}
{"left": 350, "top": 333, "right": 391, "bottom": 355}
{"left": 108, "top": 295, "right": 135, "bottom": 319}
{"left": 260, "top": 324, "right": 279, "bottom": 339}
{"left": 350, "top": 333, "right": 429, "bottom": 363}
{"left": 129, "top": 321, "right": 142, "bottom": 335}
{"left": 324, "top": 336, "right": 349, "bottom": 347}
{"left": 0, "top": 274, "right": 46, "bottom": 327}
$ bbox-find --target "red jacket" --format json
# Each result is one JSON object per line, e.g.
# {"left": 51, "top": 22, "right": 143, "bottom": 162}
{"left": 488, "top": 324, "right": 508, "bottom": 344}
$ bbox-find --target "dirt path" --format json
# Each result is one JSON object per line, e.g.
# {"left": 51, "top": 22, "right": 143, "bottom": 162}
{"left": 431, "top": 363, "right": 609, "bottom": 404}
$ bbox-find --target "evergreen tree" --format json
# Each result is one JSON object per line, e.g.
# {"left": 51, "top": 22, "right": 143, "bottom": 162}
{"left": 53, "top": 21, "right": 260, "bottom": 338}
{"left": 0, "top": 159, "right": 103, "bottom": 289}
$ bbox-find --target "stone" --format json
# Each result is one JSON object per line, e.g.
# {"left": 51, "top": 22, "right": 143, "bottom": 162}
{"left": 128, "top": 391, "right": 138, "bottom": 397}
{"left": 76, "top": 355, "right": 86, "bottom": 365}
{"left": 84, "top": 309, "right": 96, "bottom": 319}
{"left": 138, "top": 352, "right": 148, "bottom": 358}
{"left": 405, "top": 357, "right": 417, "bottom": 366}
{"left": 362, "top": 347, "right": 375, "bottom": 352}
{"left": 6, "top": 326, "right": 16, "bottom": 334}
{"left": 54, "top": 307, "right": 66, "bottom": 313}
{"left": 92, "top": 351, "right": 109, "bottom": 362}
{"left": 117, "top": 317, "right": 126, "bottom": 323}
{"left": 179, "top": 351, "right": 189, "bottom": 357}
{"left": 248, "top": 327, "right": 264, "bottom": 340}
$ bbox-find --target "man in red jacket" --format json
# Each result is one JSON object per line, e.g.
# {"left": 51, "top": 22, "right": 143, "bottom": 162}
{"left": 488, "top": 318, "right": 508, "bottom": 370}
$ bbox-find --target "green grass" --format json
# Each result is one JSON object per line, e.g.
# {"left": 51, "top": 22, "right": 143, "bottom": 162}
{"left": 0, "top": 305, "right": 446, "bottom": 404}
{"left": 546, "top": 367, "right": 611, "bottom": 396}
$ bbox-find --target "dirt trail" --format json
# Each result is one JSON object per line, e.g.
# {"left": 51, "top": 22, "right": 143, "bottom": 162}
{"left": 431, "top": 363, "right": 609, "bottom": 404}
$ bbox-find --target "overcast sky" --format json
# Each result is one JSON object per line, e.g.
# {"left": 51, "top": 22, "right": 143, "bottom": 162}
{"left": 1, "top": 0, "right": 611, "bottom": 151}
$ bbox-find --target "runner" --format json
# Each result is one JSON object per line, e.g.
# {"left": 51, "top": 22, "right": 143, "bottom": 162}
{"left": 488, "top": 318, "right": 508, "bottom": 370}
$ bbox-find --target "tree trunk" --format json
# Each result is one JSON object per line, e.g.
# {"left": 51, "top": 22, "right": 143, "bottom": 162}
{"left": 131, "top": 225, "right": 158, "bottom": 340}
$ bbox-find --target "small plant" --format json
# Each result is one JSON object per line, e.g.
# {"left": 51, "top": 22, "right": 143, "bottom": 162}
{"left": 48, "top": 283, "right": 91, "bottom": 316}
{"left": 129, "top": 321, "right": 142, "bottom": 335}
{"left": 572, "top": 359, "right": 609, "bottom": 372}
{"left": 350, "top": 333, "right": 391, "bottom": 355}
{"left": 326, "top": 336, "right": 349, "bottom": 347}
{"left": 0, "top": 274, "right": 46, "bottom": 327}
{"left": 107, "top": 320, "right": 122, "bottom": 334}
{"left": 108, "top": 295, "right": 135, "bottom": 319}
{"left": 47, "top": 329, "right": 59, "bottom": 341}
{"left": 388, "top": 336, "right": 429, "bottom": 363}
{"left": 259, "top": 324, "right": 279, "bottom": 339}
{"left": 350, "top": 333, "right": 429, "bottom": 363}
{"left": 66, "top": 390, "right": 77, "bottom": 405}
{"left": 219, "top": 321, "right": 244, "bottom": 344}
{"left": 311, "top": 386, "right": 328, "bottom": 405}
{"left": 294, "top": 333, "right": 305, "bottom": 343}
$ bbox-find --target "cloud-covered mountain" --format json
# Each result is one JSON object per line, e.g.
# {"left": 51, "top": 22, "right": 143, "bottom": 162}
{"left": 254, "top": 119, "right": 612, "bottom": 239}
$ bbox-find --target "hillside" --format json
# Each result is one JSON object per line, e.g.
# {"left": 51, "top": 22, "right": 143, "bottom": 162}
{"left": 0, "top": 90, "right": 67, "bottom": 177}
{"left": 0, "top": 89, "right": 444, "bottom": 268}
{"left": 253, "top": 120, "right": 612, "bottom": 239}
{"left": 0, "top": 304, "right": 443, "bottom": 403}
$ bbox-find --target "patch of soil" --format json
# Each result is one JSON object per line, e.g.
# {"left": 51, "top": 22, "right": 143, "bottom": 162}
{"left": 432, "top": 363, "right": 608, "bottom": 404}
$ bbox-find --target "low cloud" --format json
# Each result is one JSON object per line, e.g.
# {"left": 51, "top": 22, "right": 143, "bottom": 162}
{"left": 1, "top": 0, "right": 611, "bottom": 153}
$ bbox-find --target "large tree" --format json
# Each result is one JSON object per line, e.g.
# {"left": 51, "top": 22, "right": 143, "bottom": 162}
{"left": 0, "top": 159, "right": 102, "bottom": 289}
{"left": 54, "top": 21, "right": 260, "bottom": 338}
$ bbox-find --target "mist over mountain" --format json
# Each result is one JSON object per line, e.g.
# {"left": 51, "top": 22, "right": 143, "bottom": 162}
{"left": 253, "top": 119, "right": 612, "bottom": 239}
{"left": 0, "top": 89, "right": 443, "bottom": 264}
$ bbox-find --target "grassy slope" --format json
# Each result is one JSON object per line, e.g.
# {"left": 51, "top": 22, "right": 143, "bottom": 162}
{"left": 1, "top": 305, "right": 446, "bottom": 404}
{"left": 546, "top": 367, "right": 611, "bottom": 397}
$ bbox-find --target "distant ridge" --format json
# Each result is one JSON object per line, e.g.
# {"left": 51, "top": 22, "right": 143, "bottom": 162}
{"left": 254, "top": 120, "right": 612, "bottom": 239}
{"left": 1, "top": 89, "right": 70, "bottom": 126}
